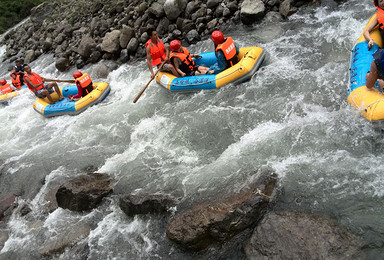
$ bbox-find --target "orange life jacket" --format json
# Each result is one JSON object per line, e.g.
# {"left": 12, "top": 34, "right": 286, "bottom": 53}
{"left": 145, "top": 38, "right": 166, "bottom": 66}
{"left": 0, "top": 83, "right": 12, "bottom": 94}
{"left": 24, "top": 72, "right": 44, "bottom": 93}
{"left": 75, "top": 73, "right": 94, "bottom": 96}
{"left": 11, "top": 74, "right": 22, "bottom": 89}
{"left": 377, "top": 7, "right": 384, "bottom": 29}
{"left": 170, "top": 47, "right": 196, "bottom": 75}
{"left": 215, "top": 37, "right": 238, "bottom": 67}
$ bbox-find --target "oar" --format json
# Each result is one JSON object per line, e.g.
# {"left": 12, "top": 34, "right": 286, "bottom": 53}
{"left": 133, "top": 61, "right": 166, "bottom": 103}
{"left": 44, "top": 78, "right": 76, "bottom": 83}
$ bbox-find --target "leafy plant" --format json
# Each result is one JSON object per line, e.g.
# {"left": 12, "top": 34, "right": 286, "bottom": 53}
{"left": 0, "top": 0, "right": 45, "bottom": 34}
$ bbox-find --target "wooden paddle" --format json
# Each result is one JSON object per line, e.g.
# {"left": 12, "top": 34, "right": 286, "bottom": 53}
{"left": 133, "top": 61, "right": 166, "bottom": 103}
{"left": 44, "top": 78, "right": 76, "bottom": 83}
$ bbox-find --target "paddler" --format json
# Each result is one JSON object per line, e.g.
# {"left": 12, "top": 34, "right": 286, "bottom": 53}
{"left": 145, "top": 29, "right": 179, "bottom": 78}
{"left": 68, "top": 71, "right": 94, "bottom": 101}
{"left": 364, "top": 0, "right": 384, "bottom": 48}
{"left": 169, "top": 40, "right": 210, "bottom": 77}
{"left": 0, "top": 79, "right": 15, "bottom": 95}
{"left": 10, "top": 72, "right": 22, "bottom": 89}
{"left": 207, "top": 30, "right": 240, "bottom": 75}
{"left": 23, "top": 64, "right": 63, "bottom": 104}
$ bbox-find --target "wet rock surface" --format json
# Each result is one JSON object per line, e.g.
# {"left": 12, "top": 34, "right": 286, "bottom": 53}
{"left": 56, "top": 173, "right": 114, "bottom": 212}
{"left": 245, "top": 211, "right": 363, "bottom": 259}
{"left": 166, "top": 171, "right": 278, "bottom": 250}
{"left": 119, "top": 194, "right": 176, "bottom": 216}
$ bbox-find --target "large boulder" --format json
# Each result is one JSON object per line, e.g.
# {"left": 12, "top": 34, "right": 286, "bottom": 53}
{"left": 127, "top": 38, "right": 139, "bottom": 55}
{"left": 55, "top": 57, "right": 71, "bottom": 72}
{"left": 56, "top": 173, "right": 113, "bottom": 212}
{"left": 119, "top": 194, "right": 176, "bottom": 217}
{"left": 245, "top": 211, "right": 363, "bottom": 259}
{"left": 166, "top": 171, "right": 278, "bottom": 250}
{"left": 0, "top": 195, "right": 17, "bottom": 221}
{"left": 102, "top": 30, "right": 121, "bottom": 54}
{"left": 24, "top": 50, "right": 36, "bottom": 63}
{"left": 77, "top": 36, "right": 97, "bottom": 59}
{"left": 164, "top": 0, "right": 185, "bottom": 21}
{"left": 149, "top": 2, "right": 165, "bottom": 18}
{"left": 119, "top": 25, "right": 134, "bottom": 49}
{"left": 279, "top": 0, "right": 298, "bottom": 17}
{"left": 240, "top": 0, "right": 265, "bottom": 25}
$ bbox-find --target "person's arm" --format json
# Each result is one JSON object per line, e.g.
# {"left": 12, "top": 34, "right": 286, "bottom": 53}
{"left": 146, "top": 46, "right": 155, "bottom": 78}
{"left": 71, "top": 82, "right": 82, "bottom": 99}
{"left": 364, "top": 16, "right": 378, "bottom": 48}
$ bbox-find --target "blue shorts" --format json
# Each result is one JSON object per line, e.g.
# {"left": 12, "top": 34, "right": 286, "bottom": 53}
{"left": 373, "top": 48, "right": 384, "bottom": 80}
{"left": 34, "top": 85, "right": 54, "bottom": 98}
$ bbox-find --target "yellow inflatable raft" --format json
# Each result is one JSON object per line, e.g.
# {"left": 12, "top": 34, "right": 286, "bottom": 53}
{"left": 33, "top": 82, "right": 110, "bottom": 117}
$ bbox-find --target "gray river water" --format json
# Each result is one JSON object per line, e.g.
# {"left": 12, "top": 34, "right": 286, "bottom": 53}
{"left": 0, "top": 1, "right": 383, "bottom": 259}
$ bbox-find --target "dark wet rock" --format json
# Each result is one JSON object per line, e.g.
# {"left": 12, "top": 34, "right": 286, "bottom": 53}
{"left": 245, "top": 211, "right": 363, "bottom": 259}
{"left": 30, "top": 2, "right": 54, "bottom": 25}
{"left": 56, "top": 173, "right": 113, "bottom": 212}
{"left": 102, "top": 30, "right": 121, "bottom": 54}
{"left": 24, "top": 50, "right": 36, "bottom": 63}
{"left": 0, "top": 229, "right": 9, "bottom": 251}
{"left": 149, "top": 2, "right": 165, "bottom": 18}
{"left": 0, "top": 194, "right": 17, "bottom": 221}
{"left": 77, "top": 36, "right": 97, "bottom": 59}
{"left": 119, "top": 49, "right": 129, "bottom": 63}
{"left": 93, "top": 63, "right": 110, "bottom": 79}
{"left": 156, "top": 18, "right": 170, "bottom": 37}
{"left": 127, "top": 38, "right": 139, "bottom": 55}
{"left": 89, "top": 51, "right": 103, "bottom": 64}
{"left": 280, "top": 0, "right": 298, "bottom": 17}
{"left": 119, "top": 25, "right": 134, "bottom": 49}
{"left": 55, "top": 57, "right": 71, "bottom": 72}
{"left": 207, "top": 0, "right": 221, "bottom": 9}
{"left": 166, "top": 171, "right": 278, "bottom": 251}
{"left": 186, "top": 30, "right": 201, "bottom": 44}
{"left": 164, "top": 0, "right": 184, "bottom": 21}
{"left": 38, "top": 221, "right": 91, "bottom": 257}
{"left": 119, "top": 194, "right": 176, "bottom": 217}
{"left": 241, "top": 0, "right": 265, "bottom": 25}
{"left": 45, "top": 186, "right": 60, "bottom": 213}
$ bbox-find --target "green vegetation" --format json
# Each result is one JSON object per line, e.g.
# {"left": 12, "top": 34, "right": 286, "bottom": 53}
{"left": 0, "top": 0, "right": 45, "bottom": 34}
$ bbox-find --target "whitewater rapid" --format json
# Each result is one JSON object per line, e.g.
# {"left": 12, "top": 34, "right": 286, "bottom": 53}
{"left": 1, "top": 0, "right": 384, "bottom": 258}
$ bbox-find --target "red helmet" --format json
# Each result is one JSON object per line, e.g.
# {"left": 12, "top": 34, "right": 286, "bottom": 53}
{"left": 73, "top": 71, "right": 83, "bottom": 79}
{"left": 10, "top": 72, "right": 16, "bottom": 78}
{"left": 211, "top": 30, "right": 225, "bottom": 45}
{"left": 170, "top": 40, "right": 181, "bottom": 51}
{"left": 0, "top": 79, "right": 6, "bottom": 85}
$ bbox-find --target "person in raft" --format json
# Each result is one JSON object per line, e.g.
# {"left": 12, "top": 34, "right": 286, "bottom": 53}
{"left": 169, "top": 40, "right": 210, "bottom": 77}
{"left": 366, "top": 48, "right": 384, "bottom": 90}
{"left": 68, "top": 71, "right": 94, "bottom": 101}
{"left": 208, "top": 30, "right": 239, "bottom": 75}
{"left": 0, "top": 79, "right": 16, "bottom": 95}
{"left": 23, "top": 64, "right": 63, "bottom": 104}
{"left": 13, "top": 60, "right": 25, "bottom": 86}
{"left": 146, "top": 29, "right": 178, "bottom": 78}
{"left": 10, "top": 72, "right": 22, "bottom": 89}
{"left": 364, "top": 0, "right": 384, "bottom": 49}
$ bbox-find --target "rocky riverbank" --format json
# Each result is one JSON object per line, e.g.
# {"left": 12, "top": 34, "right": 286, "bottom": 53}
{"left": 0, "top": 0, "right": 343, "bottom": 73}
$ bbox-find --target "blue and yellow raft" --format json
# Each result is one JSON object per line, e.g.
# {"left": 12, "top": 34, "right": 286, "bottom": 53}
{"left": 33, "top": 82, "right": 110, "bottom": 117}
{"left": 348, "top": 14, "right": 384, "bottom": 121}
{"left": 156, "top": 46, "right": 264, "bottom": 92}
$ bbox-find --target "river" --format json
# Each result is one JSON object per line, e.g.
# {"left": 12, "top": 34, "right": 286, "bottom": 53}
{"left": 0, "top": 0, "right": 383, "bottom": 259}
